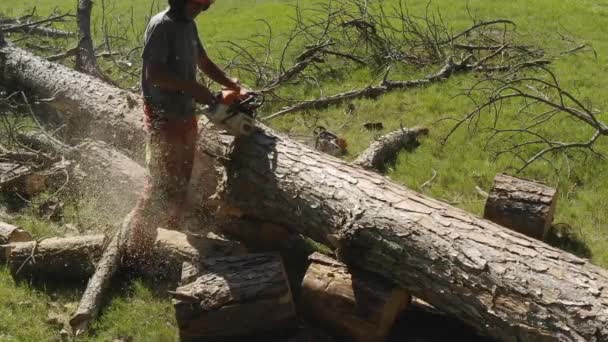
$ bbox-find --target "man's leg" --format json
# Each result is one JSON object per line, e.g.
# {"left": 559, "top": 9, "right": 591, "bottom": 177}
{"left": 162, "top": 116, "right": 198, "bottom": 230}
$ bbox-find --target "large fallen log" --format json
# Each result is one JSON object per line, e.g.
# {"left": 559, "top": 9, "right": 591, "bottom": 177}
{"left": 199, "top": 129, "right": 608, "bottom": 341}
{"left": 3, "top": 38, "right": 608, "bottom": 341}
{"left": 0, "top": 39, "right": 145, "bottom": 160}
{"left": 353, "top": 127, "right": 429, "bottom": 172}
{"left": 172, "top": 253, "right": 296, "bottom": 339}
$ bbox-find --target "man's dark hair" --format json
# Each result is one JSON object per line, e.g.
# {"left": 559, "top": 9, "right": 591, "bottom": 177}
{"left": 168, "top": 0, "right": 188, "bottom": 21}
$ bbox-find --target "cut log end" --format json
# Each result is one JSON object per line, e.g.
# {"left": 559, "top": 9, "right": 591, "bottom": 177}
{"left": 483, "top": 173, "right": 558, "bottom": 240}
{"left": 0, "top": 222, "right": 32, "bottom": 245}
{"left": 300, "top": 253, "right": 411, "bottom": 342}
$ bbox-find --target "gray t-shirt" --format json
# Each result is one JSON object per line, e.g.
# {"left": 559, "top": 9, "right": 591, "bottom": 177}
{"left": 141, "top": 9, "right": 205, "bottom": 117}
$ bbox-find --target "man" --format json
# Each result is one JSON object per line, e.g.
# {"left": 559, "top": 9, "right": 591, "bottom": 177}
{"left": 127, "top": 0, "right": 245, "bottom": 260}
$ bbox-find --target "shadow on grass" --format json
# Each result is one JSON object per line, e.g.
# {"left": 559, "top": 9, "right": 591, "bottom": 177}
{"left": 545, "top": 223, "right": 592, "bottom": 259}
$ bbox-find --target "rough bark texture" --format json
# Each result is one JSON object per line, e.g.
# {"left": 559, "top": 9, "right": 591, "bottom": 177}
{"left": 0, "top": 43, "right": 145, "bottom": 160}
{"left": 484, "top": 174, "right": 557, "bottom": 240}
{"left": 8, "top": 234, "right": 106, "bottom": 280}
{"left": 0, "top": 221, "right": 32, "bottom": 245}
{"left": 353, "top": 127, "right": 429, "bottom": 172}
{"left": 172, "top": 253, "right": 296, "bottom": 339}
{"left": 6, "top": 228, "right": 245, "bottom": 282}
{"left": 301, "top": 252, "right": 411, "bottom": 342}
{"left": 198, "top": 128, "right": 608, "bottom": 342}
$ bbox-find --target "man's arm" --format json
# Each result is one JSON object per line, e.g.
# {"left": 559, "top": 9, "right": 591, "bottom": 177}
{"left": 197, "top": 54, "right": 242, "bottom": 92}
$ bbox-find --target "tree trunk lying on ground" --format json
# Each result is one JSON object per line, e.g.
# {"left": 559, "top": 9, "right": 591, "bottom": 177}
{"left": 172, "top": 253, "right": 296, "bottom": 340}
{"left": 353, "top": 127, "right": 429, "bottom": 172}
{"left": 300, "top": 252, "right": 411, "bottom": 342}
{"left": 2, "top": 38, "right": 608, "bottom": 341}
{"left": 484, "top": 173, "right": 557, "bottom": 240}
{"left": 5, "top": 227, "right": 245, "bottom": 282}
{"left": 199, "top": 129, "right": 608, "bottom": 342}
{"left": 0, "top": 39, "right": 145, "bottom": 160}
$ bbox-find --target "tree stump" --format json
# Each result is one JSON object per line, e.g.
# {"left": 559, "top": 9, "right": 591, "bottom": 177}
{"left": 484, "top": 173, "right": 558, "bottom": 240}
{"left": 300, "top": 253, "right": 411, "bottom": 342}
{"left": 172, "top": 253, "right": 297, "bottom": 339}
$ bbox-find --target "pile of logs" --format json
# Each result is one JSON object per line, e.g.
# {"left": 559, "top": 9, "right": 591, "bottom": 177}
{"left": 1, "top": 30, "right": 608, "bottom": 342}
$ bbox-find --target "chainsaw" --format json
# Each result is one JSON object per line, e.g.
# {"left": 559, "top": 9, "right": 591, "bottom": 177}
{"left": 202, "top": 88, "right": 263, "bottom": 137}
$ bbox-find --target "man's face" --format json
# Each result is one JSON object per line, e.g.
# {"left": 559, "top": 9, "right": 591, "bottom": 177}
{"left": 185, "top": 0, "right": 213, "bottom": 19}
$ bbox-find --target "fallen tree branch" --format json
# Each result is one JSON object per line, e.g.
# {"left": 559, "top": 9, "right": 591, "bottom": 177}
{"left": 353, "top": 127, "right": 429, "bottom": 172}
{"left": 69, "top": 212, "right": 132, "bottom": 335}
{"left": 262, "top": 57, "right": 549, "bottom": 121}
{"left": 1, "top": 13, "right": 75, "bottom": 38}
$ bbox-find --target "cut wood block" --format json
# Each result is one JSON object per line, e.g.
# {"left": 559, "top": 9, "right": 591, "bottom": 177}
{"left": 300, "top": 253, "right": 411, "bottom": 342}
{"left": 0, "top": 222, "right": 32, "bottom": 245}
{"left": 484, "top": 173, "right": 558, "bottom": 240}
{"left": 172, "top": 253, "right": 296, "bottom": 339}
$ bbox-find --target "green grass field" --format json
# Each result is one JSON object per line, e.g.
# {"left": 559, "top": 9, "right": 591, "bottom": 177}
{"left": 1, "top": 0, "right": 608, "bottom": 340}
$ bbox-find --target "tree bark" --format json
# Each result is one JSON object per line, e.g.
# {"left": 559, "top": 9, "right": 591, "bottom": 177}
{"left": 0, "top": 43, "right": 145, "bottom": 160}
{"left": 172, "top": 253, "right": 296, "bottom": 339}
{"left": 353, "top": 127, "right": 429, "bottom": 172}
{"left": 484, "top": 173, "right": 557, "bottom": 240}
{"left": 198, "top": 129, "right": 608, "bottom": 342}
{"left": 300, "top": 252, "right": 411, "bottom": 342}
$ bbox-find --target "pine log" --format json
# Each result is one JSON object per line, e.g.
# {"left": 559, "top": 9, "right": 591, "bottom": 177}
{"left": 6, "top": 228, "right": 245, "bottom": 282}
{"left": 484, "top": 173, "right": 557, "bottom": 240}
{"left": 3, "top": 42, "right": 608, "bottom": 341}
{"left": 0, "top": 42, "right": 145, "bottom": 160}
{"left": 353, "top": 127, "right": 429, "bottom": 172}
{"left": 8, "top": 234, "right": 106, "bottom": 280}
{"left": 198, "top": 129, "right": 608, "bottom": 342}
{"left": 172, "top": 253, "right": 296, "bottom": 339}
{"left": 300, "top": 252, "right": 411, "bottom": 342}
